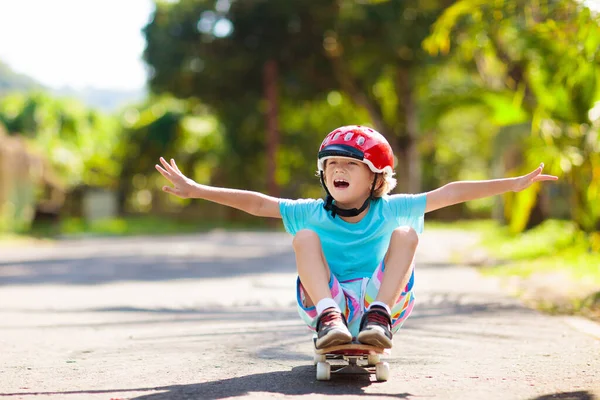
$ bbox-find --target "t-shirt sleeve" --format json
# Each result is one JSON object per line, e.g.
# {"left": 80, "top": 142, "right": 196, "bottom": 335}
{"left": 387, "top": 193, "right": 427, "bottom": 233}
{"left": 278, "top": 198, "right": 321, "bottom": 236}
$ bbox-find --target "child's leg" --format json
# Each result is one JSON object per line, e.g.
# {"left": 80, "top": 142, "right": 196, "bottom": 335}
{"left": 292, "top": 229, "right": 352, "bottom": 347}
{"left": 292, "top": 229, "right": 333, "bottom": 309}
{"left": 376, "top": 226, "right": 419, "bottom": 308}
{"left": 364, "top": 264, "right": 415, "bottom": 331}
{"left": 357, "top": 227, "right": 418, "bottom": 348}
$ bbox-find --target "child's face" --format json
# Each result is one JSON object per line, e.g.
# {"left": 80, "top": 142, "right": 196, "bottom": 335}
{"left": 324, "top": 157, "right": 374, "bottom": 206}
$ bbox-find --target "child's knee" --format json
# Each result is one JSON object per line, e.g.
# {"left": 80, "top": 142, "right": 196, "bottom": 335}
{"left": 292, "top": 229, "right": 321, "bottom": 251}
{"left": 390, "top": 226, "right": 419, "bottom": 250}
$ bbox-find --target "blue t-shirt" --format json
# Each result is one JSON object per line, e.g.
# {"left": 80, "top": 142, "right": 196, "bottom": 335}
{"left": 279, "top": 194, "right": 427, "bottom": 282}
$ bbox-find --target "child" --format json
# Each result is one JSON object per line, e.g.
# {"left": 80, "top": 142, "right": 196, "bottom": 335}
{"left": 155, "top": 125, "right": 557, "bottom": 350}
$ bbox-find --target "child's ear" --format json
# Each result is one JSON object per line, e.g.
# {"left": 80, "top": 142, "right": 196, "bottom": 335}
{"left": 376, "top": 174, "right": 385, "bottom": 189}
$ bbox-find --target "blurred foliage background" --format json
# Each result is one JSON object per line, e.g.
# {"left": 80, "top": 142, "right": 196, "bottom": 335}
{"left": 0, "top": 0, "right": 598, "bottom": 249}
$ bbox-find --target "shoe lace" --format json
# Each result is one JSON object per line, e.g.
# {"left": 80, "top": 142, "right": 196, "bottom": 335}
{"left": 319, "top": 311, "right": 344, "bottom": 328}
{"left": 367, "top": 310, "right": 390, "bottom": 327}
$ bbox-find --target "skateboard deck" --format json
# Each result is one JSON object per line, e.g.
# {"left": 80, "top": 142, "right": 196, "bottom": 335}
{"left": 313, "top": 341, "right": 390, "bottom": 381}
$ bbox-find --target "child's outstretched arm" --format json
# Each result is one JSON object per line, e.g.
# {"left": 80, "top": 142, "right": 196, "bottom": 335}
{"left": 425, "top": 163, "right": 558, "bottom": 213}
{"left": 155, "top": 157, "right": 282, "bottom": 218}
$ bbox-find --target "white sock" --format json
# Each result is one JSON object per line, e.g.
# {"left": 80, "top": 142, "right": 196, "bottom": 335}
{"left": 368, "top": 301, "right": 391, "bottom": 315}
{"left": 316, "top": 298, "right": 341, "bottom": 315}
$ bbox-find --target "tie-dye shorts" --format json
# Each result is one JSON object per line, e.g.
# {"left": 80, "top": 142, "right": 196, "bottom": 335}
{"left": 296, "top": 261, "right": 415, "bottom": 338}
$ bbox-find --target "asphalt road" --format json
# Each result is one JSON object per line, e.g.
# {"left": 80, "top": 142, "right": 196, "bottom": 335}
{"left": 0, "top": 230, "right": 598, "bottom": 400}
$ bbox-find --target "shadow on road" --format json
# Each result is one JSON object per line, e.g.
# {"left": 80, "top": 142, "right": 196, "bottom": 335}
{"left": 132, "top": 367, "right": 413, "bottom": 399}
{"left": 0, "top": 251, "right": 297, "bottom": 286}
{"left": 528, "top": 391, "right": 597, "bottom": 400}
{"left": 1, "top": 382, "right": 594, "bottom": 400}
{"left": 0, "top": 231, "right": 471, "bottom": 287}
{"left": 0, "top": 292, "right": 527, "bottom": 332}
{"left": 0, "top": 306, "right": 304, "bottom": 331}
{"left": 0, "top": 232, "right": 299, "bottom": 286}
{"left": 0, "top": 367, "right": 411, "bottom": 399}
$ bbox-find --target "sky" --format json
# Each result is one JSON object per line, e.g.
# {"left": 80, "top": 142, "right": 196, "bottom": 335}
{"left": 0, "top": 0, "right": 155, "bottom": 91}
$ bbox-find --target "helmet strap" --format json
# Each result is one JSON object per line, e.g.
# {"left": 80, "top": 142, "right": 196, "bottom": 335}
{"left": 320, "top": 171, "right": 378, "bottom": 218}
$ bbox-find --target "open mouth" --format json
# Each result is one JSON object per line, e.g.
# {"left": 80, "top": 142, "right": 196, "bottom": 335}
{"left": 333, "top": 179, "right": 350, "bottom": 189}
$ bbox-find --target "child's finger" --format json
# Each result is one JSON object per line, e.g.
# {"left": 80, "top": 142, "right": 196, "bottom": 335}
{"left": 526, "top": 168, "right": 541, "bottom": 178}
{"left": 155, "top": 164, "right": 171, "bottom": 179}
{"left": 160, "top": 157, "right": 176, "bottom": 174}
{"left": 526, "top": 163, "right": 545, "bottom": 178}
{"left": 154, "top": 164, "right": 171, "bottom": 178}
{"left": 535, "top": 174, "right": 559, "bottom": 182}
{"left": 170, "top": 159, "right": 182, "bottom": 174}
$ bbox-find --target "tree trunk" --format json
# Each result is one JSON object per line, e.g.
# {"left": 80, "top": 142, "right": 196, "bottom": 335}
{"left": 395, "top": 67, "right": 421, "bottom": 194}
{"left": 263, "top": 59, "right": 280, "bottom": 198}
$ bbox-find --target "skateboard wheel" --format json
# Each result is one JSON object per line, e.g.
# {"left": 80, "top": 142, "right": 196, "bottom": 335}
{"left": 313, "top": 354, "right": 326, "bottom": 365}
{"left": 367, "top": 354, "right": 380, "bottom": 366}
{"left": 375, "top": 362, "right": 389, "bottom": 381}
{"left": 316, "top": 362, "right": 331, "bottom": 381}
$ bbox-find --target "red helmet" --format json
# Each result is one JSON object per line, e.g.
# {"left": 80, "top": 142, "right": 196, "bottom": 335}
{"left": 318, "top": 125, "right": 394, "bottom": 175}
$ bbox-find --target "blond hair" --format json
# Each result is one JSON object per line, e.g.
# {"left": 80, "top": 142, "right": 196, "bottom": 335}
{"left": 373, "top": 173, "right": 397, "bottom": 197}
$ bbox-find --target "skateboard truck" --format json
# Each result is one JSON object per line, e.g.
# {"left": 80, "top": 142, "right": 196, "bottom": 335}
{"left": 313, "top": 339, "right": 390, "bottom": 381}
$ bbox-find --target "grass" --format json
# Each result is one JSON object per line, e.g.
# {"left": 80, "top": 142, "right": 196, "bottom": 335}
{"left": 430, "top": 219, "right": 600, "bottom": 321}
{"left": 2, "top": 215, "right": 274, "bottom": 243}
{"left": 54, "top": 216, "right": 269, "bottom": 237}
{"left": 478, "top": 219, "right": 598, "bottom": 285}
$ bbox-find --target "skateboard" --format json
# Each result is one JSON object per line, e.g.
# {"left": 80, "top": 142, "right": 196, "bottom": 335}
{"left": 313, "top": 340, "right": 390, "bottom": 381}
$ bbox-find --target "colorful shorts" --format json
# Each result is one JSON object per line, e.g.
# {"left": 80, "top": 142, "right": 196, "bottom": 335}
{"left": 296, "top": 261, "right": 415, "bottom": 338}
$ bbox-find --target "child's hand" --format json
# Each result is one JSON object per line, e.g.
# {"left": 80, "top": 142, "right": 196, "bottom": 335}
{"left": 513, "top": 163, "right": 558, "bottom": 192}
{"left": 155, "top": 157, "right": 197, "bottom": 198}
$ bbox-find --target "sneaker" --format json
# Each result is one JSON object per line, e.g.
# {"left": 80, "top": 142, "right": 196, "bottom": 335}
{"left": 357, "top": 306, "right": 393, "bottom": 348}
{"left": 314, "top": 308, "right": 353, "bottom": 349}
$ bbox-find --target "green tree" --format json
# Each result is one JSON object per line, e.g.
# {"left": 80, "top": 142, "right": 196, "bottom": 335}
{"left": 116, "top": 96, "right": 223, "bottom": 213}
{"left": 0, "top": 92, "right": 121, "bottom": 188}
{"left": 0, "top": 92, "right": 122, "bottom": 231}
{"left": 424, "top": 0, "right": 600, "bottom": 232}
{"left": 320, "top": 0, "right": 453, "bottom": 192}
{"left": 144, "top": 0, "right": 458, "bottom": 195}
{"left": 144, "top": 0, "right": 339, "bottom": 197}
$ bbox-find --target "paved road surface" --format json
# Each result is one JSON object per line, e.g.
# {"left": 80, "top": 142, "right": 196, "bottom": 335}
{"left": 0, "top": 230, "right": 598, "bottom": 400}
